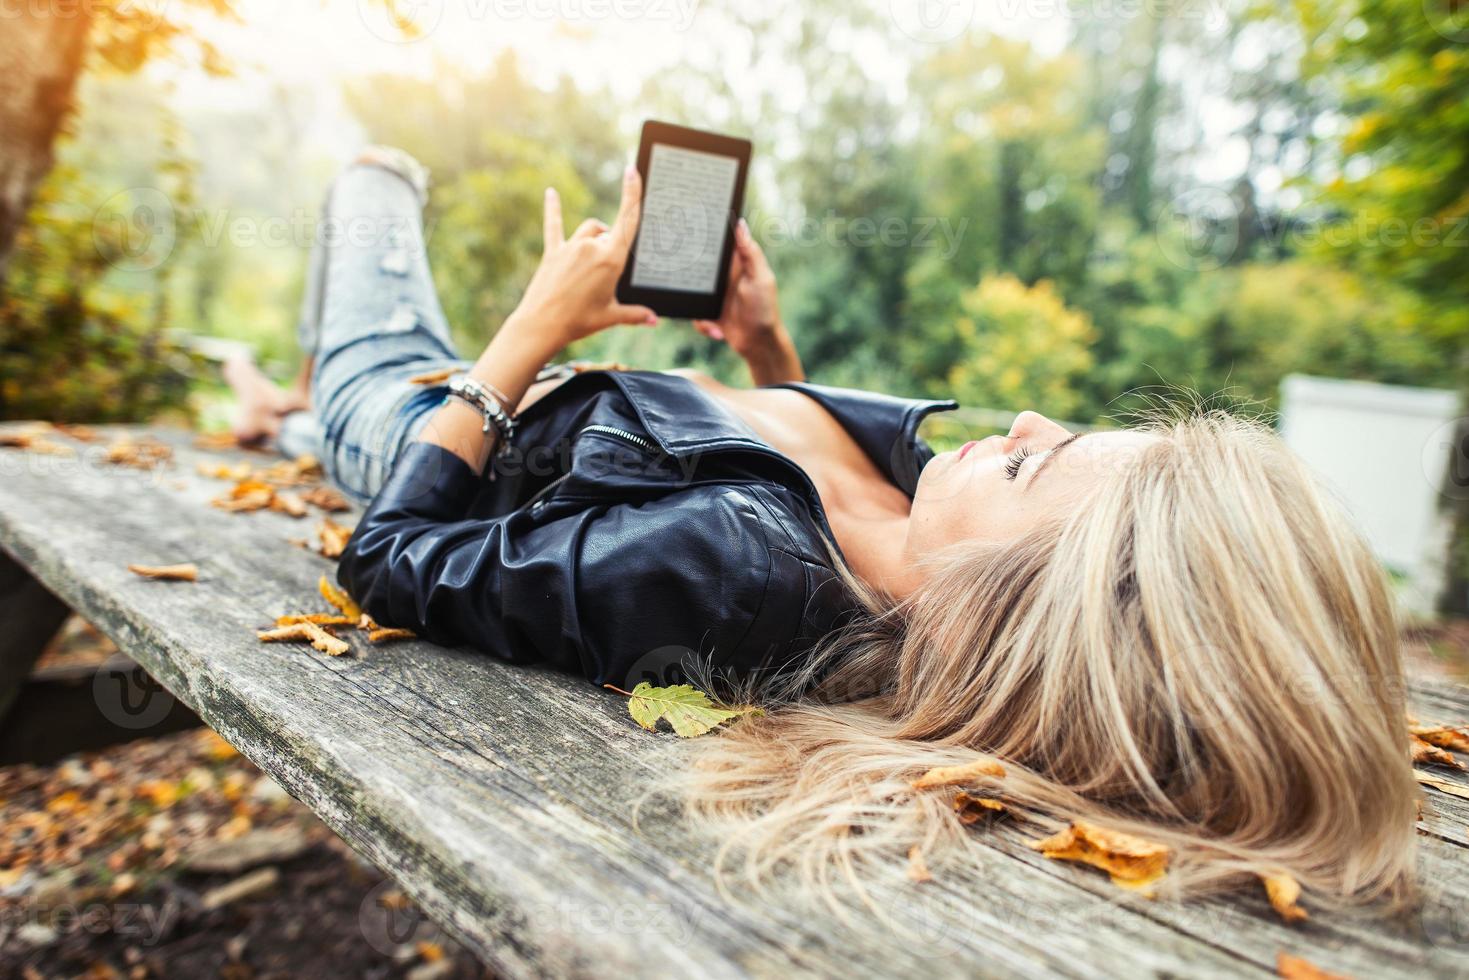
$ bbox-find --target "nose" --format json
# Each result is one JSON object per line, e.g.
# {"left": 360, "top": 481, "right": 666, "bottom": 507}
{"left": 1008, "top": 410, "right": 1072, "bottom": 444}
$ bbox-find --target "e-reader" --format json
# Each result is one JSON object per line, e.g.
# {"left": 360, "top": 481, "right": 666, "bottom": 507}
{"left": 616, "top": 121, "right": 752, "bottom": 320}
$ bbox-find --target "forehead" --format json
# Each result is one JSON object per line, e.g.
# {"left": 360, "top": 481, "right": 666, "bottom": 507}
{"left": 1036, "top": 430, "right": 1160, "bottom": 488}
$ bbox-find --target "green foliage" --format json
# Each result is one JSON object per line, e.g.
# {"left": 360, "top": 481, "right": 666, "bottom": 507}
{"left": 943, "top": 275, "right": 1096, "bottom": 421}
{"left": 0, "top": 164, "right": 199, "bottom": 422}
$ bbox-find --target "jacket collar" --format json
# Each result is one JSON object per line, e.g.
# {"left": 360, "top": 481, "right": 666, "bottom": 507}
{"left": 605, "top": 371, "right": 958, "bottom": 497}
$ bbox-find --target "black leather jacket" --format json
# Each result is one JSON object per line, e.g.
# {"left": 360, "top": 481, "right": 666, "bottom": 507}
{"left": 338, "top": 370, "right": 956, "bottom": 689}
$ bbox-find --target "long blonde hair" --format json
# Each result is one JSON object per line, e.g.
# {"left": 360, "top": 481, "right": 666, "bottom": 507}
{"left": 682, "top": 410, "right": 1417, "bottom": 909}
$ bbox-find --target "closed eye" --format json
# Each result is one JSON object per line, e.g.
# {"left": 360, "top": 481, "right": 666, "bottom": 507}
{"left": 1003, "top": 446, "right": 1033, "bottom": 481}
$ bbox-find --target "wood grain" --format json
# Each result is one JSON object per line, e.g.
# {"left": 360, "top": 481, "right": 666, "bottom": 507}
{"left": 2, "top": 425, "right": 1468, "bottom": 978}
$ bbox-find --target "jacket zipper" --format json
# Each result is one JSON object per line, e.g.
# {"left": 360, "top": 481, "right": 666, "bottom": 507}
{"left": 577, "top": 423, "right": 656, "bottom": 451}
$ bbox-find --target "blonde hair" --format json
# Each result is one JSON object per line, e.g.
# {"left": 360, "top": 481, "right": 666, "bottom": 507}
{"left": 682, "top": 410, "right": 1417, "bottom": 909}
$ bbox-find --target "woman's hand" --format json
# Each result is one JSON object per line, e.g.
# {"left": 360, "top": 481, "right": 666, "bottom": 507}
{"left": 694, "top": 219, "right": 804, "bottom": 385}
{"left": 508, "top": 164, "right": 658, "bottom": 350}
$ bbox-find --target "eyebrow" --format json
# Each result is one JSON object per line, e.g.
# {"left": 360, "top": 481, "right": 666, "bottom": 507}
{"left": 1025, "top": 433, "right": 1086, "bottom": 490}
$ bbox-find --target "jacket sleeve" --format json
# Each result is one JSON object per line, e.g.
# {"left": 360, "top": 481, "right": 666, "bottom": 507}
{"left": 336, "top": 441, "right": 779, "bottom": 686}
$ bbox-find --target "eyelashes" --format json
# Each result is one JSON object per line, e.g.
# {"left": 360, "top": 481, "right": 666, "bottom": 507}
{"left": 1003, "top": 446, "right": 1034, "bottom": 481}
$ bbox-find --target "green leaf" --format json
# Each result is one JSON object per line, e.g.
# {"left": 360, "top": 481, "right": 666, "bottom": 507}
{"left": 618, "top": 683, "right": 760, "bottom": 738}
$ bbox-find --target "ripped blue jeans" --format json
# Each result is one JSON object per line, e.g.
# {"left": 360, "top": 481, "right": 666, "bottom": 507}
{"left": 278, "top": 156, "right": 471, "bottom": 503}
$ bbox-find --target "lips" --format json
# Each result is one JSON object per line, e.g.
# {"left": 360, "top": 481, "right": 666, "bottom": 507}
{"left": 958, "top": 440, "right": 980, "bottom": 460}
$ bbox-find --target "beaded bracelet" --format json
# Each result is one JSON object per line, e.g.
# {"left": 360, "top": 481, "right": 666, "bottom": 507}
{"left": 446, "top": 375, "right": 517, "bottom": 454}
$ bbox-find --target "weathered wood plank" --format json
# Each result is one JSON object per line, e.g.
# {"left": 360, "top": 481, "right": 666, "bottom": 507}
{"left": 0, "top": 425, "right": 1465, "bottom": 978}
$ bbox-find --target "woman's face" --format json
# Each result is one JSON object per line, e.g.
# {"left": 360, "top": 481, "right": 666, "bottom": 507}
{"left": 906, "top": 411, "right": 1159, "bottom": 555}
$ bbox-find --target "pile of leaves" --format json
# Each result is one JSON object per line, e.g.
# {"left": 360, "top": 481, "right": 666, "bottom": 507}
{"left": 253, "top": 576, "right": 414, "bottom": 658}
{"left": 197, "top": 454, "right": 348, "bottom": 520}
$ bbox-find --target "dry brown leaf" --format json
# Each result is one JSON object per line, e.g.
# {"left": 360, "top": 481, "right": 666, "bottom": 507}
{"left": 1411, "top": 723, "right": 1469, "bottom": 754}
{"left": 212, "top": 478, "right": 276, "bottom": 513}
{"left": 269, "top": 492, "right": 308, "bottom": 518}
{"left": 1028, "top": 821, "right": 1170, "bottom": 892}
{"left": 1261, "top": 872, "right": 1309, "bottom": 923}
{"left": 911, "top": 756, "right": 1006, "bottom": 790}
{"left": 54, "top": 423, "right": 102, "bottom": 442}
{"left": 408, "top": 367, "right": 457, "bottom": 386}
{"left": 1276, "top": 952, "right": 1349, "bottom": 980}
{"left": 368, "top": 627, "right": 415, "bottom": 643}
{"left": 0, "top": 431, "right": 35, "bottom": 448}
{"left": 1411, "top": 736, "right": 1465, "bottom": 770}
{"left": 0, "top": 430, "right": 75, "bottom": 455}
{"left": 256, "top": 622, "right": 350, "bottom": 657}
{"left": 105, "top": 438, "right": 172, "bottom": 470}
{"left": 1415, "top": 770, "right": 1469, "bottom": 799}
{"left": 193, "top": 432, "right": 241, "bottom": 451}
{"left": 317, "top": 517, "right": 354, "bottom": 558}
{"left": 906, "top": 844, "right": 932, "bottom": 883}
{"left": 127, "top": 563, "right": 198, "bottom": 582}
{"left": 953, "top": 792, "right": 1008, "bottom": 825}
{"left": 275, "top": 613, "right": 356, "bottom": 627}
{"left": 196, "top": 460, "right": 253, "bottom": 481}
{"left": 301, "top": 486, "right": 350, "bottom": 513}
{"left": 319, "top": 575, "right": 363, "bottom": 620}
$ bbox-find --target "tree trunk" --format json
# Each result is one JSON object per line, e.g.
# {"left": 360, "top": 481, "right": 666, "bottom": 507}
{"left": 0, "top": 8, "right": 93, "bottom": 280}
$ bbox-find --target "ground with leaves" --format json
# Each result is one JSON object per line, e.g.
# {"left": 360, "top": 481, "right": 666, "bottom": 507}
{"left": 0, "top": 622, "right": 487, "bottom": 980}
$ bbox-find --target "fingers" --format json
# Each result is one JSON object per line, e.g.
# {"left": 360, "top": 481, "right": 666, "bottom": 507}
{"left": 735, "top": 217, "right": 769, "bottom": 274}
{"left": 572, "top": 217, "right": 609, "bottom": 240}
{"left": 610, "top": 164, "right": 643, "bottom": 255}
{"left": 543, "top": 188, "right": 564, "bottom": 251}
{"left": 693, "top": 319, "right": 726, "bottom": 341}
{"left": 603, "top": 303, "right": 659, "bottom": 327}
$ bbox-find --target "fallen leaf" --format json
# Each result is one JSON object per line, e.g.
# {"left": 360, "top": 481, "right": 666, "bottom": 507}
{"left": 202, "top": 731, "right": 239, "bottom": 760}
{"left": 1412, "top": 736, "right": 1464, "bottom": 770}
{"left": 368, "top": 627, "right": 415, "bottom": 643}
{"left": 127, "top": 563, "right": 199, "bottom": 582}
{"left": 275, "top": 613, "right": 356, "bottom": 627}
{"left": 196, "top": 460, "right": 253, "bottom": 481}
{"left": 317, "top": 517, "right": 353, "bottom": 558}
{"left": 608, "top": 682, "right": 760, "bottom": 737}
{"left": 256, "top": 622, "right": 350, "bottom": 657}
{"left": 301, "top": 486, "right": 350, "bottom": 512}
{"left": 907, "top": 844, "right": 932, "bottom": 883}
{"left": 1028, "top": 821, "right": 1169, "bottom": 892}
{"left": 1261, "top": 872, "right": 1309, "bottom": 923}
{"left": 54, "top": 423, "right": 102, "bottom": 443}
{"left": 912, "top": 757, "right": 1006, "bottom": 790}
{"left": 212, "top": 479, "right": 276, "bottom": 512}
{"left": 105, "top": 438, "right": 172, "bottom": 470}
{"left": 193, "top": 432, "right": 240, "bottom": 451}
{"left": 1415, "top": 770, "right": 1469, "bottom": 799}
{"left": 269, "top": 492, "right": 308, "bottom": 518}
{"left": 319, "top": 575, "right": 363, "bottom": 620}
{"left": 1276, "top": 952, "right": 1349, "bottom": 979}
{"left": 953, "top": 792, "right": 1008, "bottom": 825}
{"left": 416, "top": 941, "right": 445, "bottom": 963}
{"left": 1411, "top": 723, "right": 1469, "bottom": 754}
{"left": 408, "top": 367, "right": 457, "bottom": 386}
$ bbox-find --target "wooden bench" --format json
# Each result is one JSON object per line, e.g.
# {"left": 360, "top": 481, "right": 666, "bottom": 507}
{"left": 3, "top": 423, "right": 1469, "bottom": 978}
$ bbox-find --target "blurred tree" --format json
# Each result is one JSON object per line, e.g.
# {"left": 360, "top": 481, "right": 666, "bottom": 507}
{"left": 0, "top": 0, "right": 233, "bottom": 276}
{"left": 945, "top": 275, "right": 1096, "bottom": 421}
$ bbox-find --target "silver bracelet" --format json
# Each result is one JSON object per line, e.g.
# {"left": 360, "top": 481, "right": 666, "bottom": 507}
{"left": 446, "top": 375, "right": 517, "bottom": 453}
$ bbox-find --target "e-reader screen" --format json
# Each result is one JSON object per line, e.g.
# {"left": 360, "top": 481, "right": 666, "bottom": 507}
{"left": 631, "top": 144, "right": 741, "bottom": 294}
{"left": 617, "top": 121, "right": 752, "bottom": 320}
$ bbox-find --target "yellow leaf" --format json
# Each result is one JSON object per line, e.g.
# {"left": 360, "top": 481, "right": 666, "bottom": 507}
{"left": 1028, "top": 821, "right": 1169, "bottom": 892}
{"left": 911, "top": 757, "right": 1006, "bottom": 790}
{"left": 1261, "top": 872, "right": 1309, "bottom": 923}
{"left": 907, "top": 844, "right": 932, "bottom": 883}
{"left": 257, "top": 622, "right": 350, "bottom": 657}
{"left": 953, "top": 792, "right": 1008, "bottom": 824}
{"left": 1276, "top": 952, "right": 1349, "bottom": 980}
{"left": 319, "top": 575, "right": 363, "bottom": 620}
{"left": 1415, "top": 770, "right": 1469, "bottom": 799}
{"left": 127, "top": 562, "right": 198, "bottom": 582}
{"left": 1410, "top": 723, "right": 1469, "bottom": 754}
{"left": 608, "top": 682, "right": 759, "bottom": 737}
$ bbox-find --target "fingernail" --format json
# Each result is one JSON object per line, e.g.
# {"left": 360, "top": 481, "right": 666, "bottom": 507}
{"left": 545, "top": 187, "right": 556, "bottom": 198}
{"left": 624, "top": 164, "right": 637, "bottom": 181}
{"left": 709, "top": 326, "right": 724, "bottom": 340}
{"left": 737, "top": 217, "right": 749, "bottom": 236}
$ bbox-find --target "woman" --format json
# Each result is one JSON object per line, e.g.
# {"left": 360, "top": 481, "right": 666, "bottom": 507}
{"left": 232, "top": 149, "right": 1416, "bottom": 908}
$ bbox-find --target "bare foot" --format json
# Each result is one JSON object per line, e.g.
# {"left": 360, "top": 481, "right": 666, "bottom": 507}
{"left": 222, "top": 354, "right": 302, "bottom": 445}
